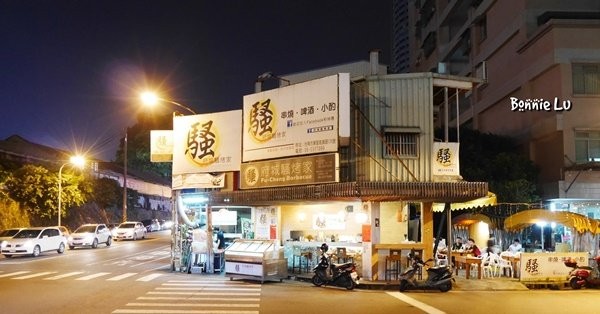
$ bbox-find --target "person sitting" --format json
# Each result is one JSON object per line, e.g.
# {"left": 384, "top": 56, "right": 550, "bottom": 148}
{"left": 507, "top": 239, "right": 522, "bottom": 254}
{"left": 452, "top": 237, "right": 464, "bottom": 251}
{"left": 464, "top": 238, "right": 481, "bottom": 257}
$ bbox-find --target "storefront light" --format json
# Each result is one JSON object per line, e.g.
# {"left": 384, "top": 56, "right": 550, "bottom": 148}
{"left": 297, "top": 212, "right": 306, "bottom": 222}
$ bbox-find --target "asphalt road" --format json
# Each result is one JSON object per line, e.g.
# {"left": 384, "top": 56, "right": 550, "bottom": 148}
{"left": 1, "top": 231, "right": 599, "bottom": 314}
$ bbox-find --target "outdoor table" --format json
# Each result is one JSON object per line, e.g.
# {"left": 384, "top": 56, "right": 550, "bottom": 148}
{"left": 456, "top": 256, "right": 482, "bottom": 279}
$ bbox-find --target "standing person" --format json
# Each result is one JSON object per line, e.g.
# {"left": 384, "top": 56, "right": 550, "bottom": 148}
{"left": 214, "top": 227, "right": 226, "bottom": 250}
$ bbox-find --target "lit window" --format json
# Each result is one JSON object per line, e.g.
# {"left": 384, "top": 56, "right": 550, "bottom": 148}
{"left": 573, "top": 64, "right": 600, "bottom": 95}
{"left": 575, "top": 131, "right": 600, "bottom": 162}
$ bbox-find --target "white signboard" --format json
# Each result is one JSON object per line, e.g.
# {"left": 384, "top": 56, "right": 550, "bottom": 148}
{"left": 150, "top": 130, "right": 173, "bottom": 162}
{"left": 312, "top": 213, "right": 346, "bottom": 230}
{"left": 172, "top": 173, "right": 225, "bottom": 190}
{"left": 225, "top": 261, "right": 264, "bottom": 277}
{"left": 242, "top": 74, "right": 349, "bottom": 162}
{"left": 432, "top": 142, "right": 460, "bottom": 176}
{"left": 172, "top": 110, "right": 242, "bottom": 175}
{"left": 519, "top": 252, "right": 588, "bottom": 282}
{"left": 212, "top": 209, "right": 238, "bottom": 226}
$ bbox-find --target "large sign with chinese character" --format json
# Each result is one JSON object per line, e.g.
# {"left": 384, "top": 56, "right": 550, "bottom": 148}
{"left": 150, "top": 130, "right": 173, "bottom": 162}
{"left": 240, "top": 153, "right": 339, "bottom": 189}
{"left": 432, "top": 142, "right": 460, "bottom": 176}
{"left": 519, "top": 252, "right": 588, "bottom": 282}
{"left": 242, "top": 74, "right": 349, "bottom": 162}
{"left": 172, "top": 110, "right": 242, "bottom": 176}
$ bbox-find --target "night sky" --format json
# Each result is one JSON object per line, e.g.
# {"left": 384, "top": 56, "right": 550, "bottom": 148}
{"left": 1, "top": 1, "right": 392, "bottom": 161}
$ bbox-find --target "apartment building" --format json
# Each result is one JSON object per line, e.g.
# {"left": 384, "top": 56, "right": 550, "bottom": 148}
{"left": 406, "top": 0, "right": 600, "bottom": 215}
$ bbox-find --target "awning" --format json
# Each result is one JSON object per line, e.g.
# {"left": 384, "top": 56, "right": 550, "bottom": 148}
{"left": 451, "top": 213, "right": 494, "bottom": 228}
{"left": 432, "top": 192, "right": 497, "bottom": 212}
{"left": 504, "top": 209, "right": 600, "bottom": 234}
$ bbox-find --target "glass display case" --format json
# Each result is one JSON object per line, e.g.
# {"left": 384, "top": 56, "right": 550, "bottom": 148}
{"left": 224, "top": 239, "right": 287, "bottom": 283}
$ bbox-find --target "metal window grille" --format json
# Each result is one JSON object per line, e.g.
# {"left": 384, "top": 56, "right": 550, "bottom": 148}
{"left": 384, "top": 132, "right": 418, "bottom": 158}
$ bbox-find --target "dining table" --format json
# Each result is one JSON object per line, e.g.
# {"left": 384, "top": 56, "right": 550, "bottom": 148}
{"left": 455, "top": 255, "right": 482, "bottom": 279}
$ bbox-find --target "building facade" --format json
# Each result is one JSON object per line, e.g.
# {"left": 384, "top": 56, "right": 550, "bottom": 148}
{"left": 407, "top": 0, "right": 600, "bottom": 216}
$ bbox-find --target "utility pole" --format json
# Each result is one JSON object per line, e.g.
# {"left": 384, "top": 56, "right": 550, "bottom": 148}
{"left": 123, "top": 130, "right": 128, "bottom": 222}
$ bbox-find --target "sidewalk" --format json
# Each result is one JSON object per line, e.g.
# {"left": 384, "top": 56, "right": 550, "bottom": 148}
{"left": 292, "top": 272, "right": 530, "bottom": 291}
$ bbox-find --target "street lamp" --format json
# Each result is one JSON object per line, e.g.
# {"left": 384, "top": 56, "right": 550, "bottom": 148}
{"left": 140, "top": 91, "right": 197, "bottom": 115}
{"left": 58, "top": 155, "right": 85, "bottom": 226}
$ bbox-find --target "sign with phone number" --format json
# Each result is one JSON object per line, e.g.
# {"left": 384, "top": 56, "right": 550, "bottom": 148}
{"left": 519, "top": 252, "right": 589, "bottom": 282}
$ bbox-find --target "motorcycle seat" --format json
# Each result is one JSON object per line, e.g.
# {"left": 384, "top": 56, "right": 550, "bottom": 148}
{"left": 332, "top": 262, "right": 354, "bottom": 268}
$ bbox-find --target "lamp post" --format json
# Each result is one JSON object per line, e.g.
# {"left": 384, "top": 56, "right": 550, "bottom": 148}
{"left": 123, "top": 130, "right": 128, "bottom": 223}
{"left": 58, "top": 155, "right": 85, "bottom": 226}
{"left": 140, "top": 91, "right": 197, "bottom": 115}
{"left": 537, "top": 221, "right": 547, "bottom": 251}
{"left": 140, "top": 90, "right": 200, "bottom": 272}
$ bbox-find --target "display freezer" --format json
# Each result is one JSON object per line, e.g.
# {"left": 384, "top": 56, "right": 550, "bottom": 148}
{"left": 224, "top": 239, "right": 288, "bottom": 283}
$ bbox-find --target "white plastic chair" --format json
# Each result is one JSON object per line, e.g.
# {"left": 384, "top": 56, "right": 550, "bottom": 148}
{"left": 482, "top": 253, "right": 501, "bottom": 278}
{"left": 498, "top": 256, "right": 513, "bottom": 277}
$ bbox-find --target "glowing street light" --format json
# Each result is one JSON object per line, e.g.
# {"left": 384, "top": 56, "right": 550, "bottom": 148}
{"left": 140, "top": 91, "right": 197, "bottom": 115}
{"left": 58, "top": 155, "right": 85, "bottom": 226}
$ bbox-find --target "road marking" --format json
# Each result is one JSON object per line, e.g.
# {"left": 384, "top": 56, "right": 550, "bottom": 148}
{"left": 76, "top": 272, "right": 111, "bottom": 280}
{"left": 387, "top": 291, "right": 446, "bottom": 314}
{"left": 44, "top": 272, "right": 85, "bottom": 280}
{"left": 136, "top": 273, "right": 163, "bottom": 282}
{"left": 0, "top": 271, "right": 30, "bottom": 278}
{"left": 113, "top": 310, "right": 258, "bottom": 314}
{"left": 147, "top": 291, "right": 261, "bottom": 296}
{"left": 137, "top": 297, "right": 260, "bottom": 302}
{"left": 108, "top": 273, "right": 138, "bottom": 281}
{"left": 156, "top": 287, "right": 261, "bottom": 291}
{"left": 125, "top": 303, "right": 259, "bottom": 308}
{"left": 12, "top": 271, "right": 57, "bottom": 280}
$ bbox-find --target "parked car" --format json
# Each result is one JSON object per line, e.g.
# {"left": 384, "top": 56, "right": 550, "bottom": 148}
{"left": 1, "top": 227, "right": 67, "bottom": 257}
{"left": 0, "top": 228, "right": 25, "bottom": 248}
{"left": 112, "top": 221, "right": 146, "bottom": 241}
{"left": 142, "top": 219, "right": 161, "bottom": 232}
{"left": 67, "top": 224, "right": 112, "bottom": 249}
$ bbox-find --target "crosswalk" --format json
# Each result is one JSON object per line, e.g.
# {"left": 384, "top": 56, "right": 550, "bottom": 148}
{"left": 0, "top": 270, "right": 165, "bottom": 282}
{"left": 112, "top": 278, "right": 262, "bottom": 314}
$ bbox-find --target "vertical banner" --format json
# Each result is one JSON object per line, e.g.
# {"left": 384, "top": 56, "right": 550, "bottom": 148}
{"left": 150, "top": 130, "right": 173, "bottom": 162}
{"left": 432, "top": 142, "right": 460, "bottom": 176}
{"left": 172, "top": 110, "right": 242, "bottom": 176}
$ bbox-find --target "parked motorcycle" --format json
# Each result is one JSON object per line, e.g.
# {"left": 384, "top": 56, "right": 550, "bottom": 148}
{"left": 312, "top": 243, "right": 360, "bottom": 290}
{"left": 565, "top": 256, "right": 600, "bottom": 289}
{"left": 399, "top": 249, "right": 454, "bottom": 292}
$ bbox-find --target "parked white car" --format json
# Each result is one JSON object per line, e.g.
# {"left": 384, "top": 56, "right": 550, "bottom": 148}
{"left": 112, "top": 221, "right": 146, "bottom": 241}
{"left": 1, "top": 227, "right": 67, "bottom": 257}
{"left": 68, "top": 224, "right": 112, "bottom": 249}
{"left": 0, "top": 228, "right": 25, "bottom": 248}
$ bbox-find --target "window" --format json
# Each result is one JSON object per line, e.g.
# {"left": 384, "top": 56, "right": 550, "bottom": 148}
{"left": 573, "top": 64, "right": 600, "bottom": 95}
{"left": 575, "top": 131, "right": 600, "bottom": 162}
{"left": 383, "top": 127, "right": 420, "bottom": 158}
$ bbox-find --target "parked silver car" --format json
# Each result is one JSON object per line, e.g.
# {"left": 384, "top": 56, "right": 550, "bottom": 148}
{"left": 68, "top": 224, "right": 112, "bottom": 249}
{"left": 1, "top": 227, "right": 67, "bottom": 257}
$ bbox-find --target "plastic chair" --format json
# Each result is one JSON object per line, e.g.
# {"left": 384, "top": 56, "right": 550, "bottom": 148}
{"left": 498, "top": 253, "right": 513, "bottom": 277}
{"left": 482, "top": 253, "right": 501, "bottom": 278}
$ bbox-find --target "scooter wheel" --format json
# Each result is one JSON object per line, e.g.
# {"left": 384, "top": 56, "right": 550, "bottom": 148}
{"left": 312, "top": 275, "right": 325, "bottom": 287}
{"left": 345, "top": 278, "right": 355, "bottom": 290}
{"left": 439, "top": 282, "right": 452, "bottom": 292}
{"left": 569, "top": 277, "right": 583, "bottom": 290}
{"left": 399, "top": 280, "right": 409, "bottom": 292}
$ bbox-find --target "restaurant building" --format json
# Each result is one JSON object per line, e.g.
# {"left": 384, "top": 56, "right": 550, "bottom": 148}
{"left": 161, "top": 53, "right": 487, "bottom": 280}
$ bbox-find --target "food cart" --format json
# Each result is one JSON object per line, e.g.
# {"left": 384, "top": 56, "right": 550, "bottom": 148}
{"left": 224, "top": 239, "right": 288, "bottom": 283}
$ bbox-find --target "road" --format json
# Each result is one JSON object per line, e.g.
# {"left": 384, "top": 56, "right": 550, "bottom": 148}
{"left": 1, "top": 231, "right": 599, "bottom": 314}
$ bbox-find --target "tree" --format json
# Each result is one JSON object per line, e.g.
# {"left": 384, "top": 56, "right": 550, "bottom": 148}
{"left": 4, "top": 164, "right": 88, "bottom": 220}
{"left": 115, "top": 112, "right": 172, "bottom": 178}
{"left": 437, "top": 128, "right": 540, "bottom": 203}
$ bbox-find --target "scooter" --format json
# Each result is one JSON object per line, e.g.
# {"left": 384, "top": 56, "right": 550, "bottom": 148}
{"left": 565, "top": 256, "right": 600, "bottom": 289}
{"left": 399, "top": 249, "right": 454, "bottom": 292}
{"left": 312, "top": 244, "right": 360, "bottom": 290}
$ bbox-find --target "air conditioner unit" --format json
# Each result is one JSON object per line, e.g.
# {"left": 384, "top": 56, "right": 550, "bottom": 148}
{"left": 475, "top": 61, "right": 487, "bottom": 83}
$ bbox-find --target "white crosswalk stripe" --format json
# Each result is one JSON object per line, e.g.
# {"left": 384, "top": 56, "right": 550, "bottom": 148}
{"left": 0, "top": 270, "right": 166, "bottom": 282}
{"left": 76, "top": 272, "right": 112, "bottom": 280}
{"left": 112, "top": 278, "right": 262, "bottom": 314}
{"left": 44, "top": 272, "right": 85, "bottom": 280}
